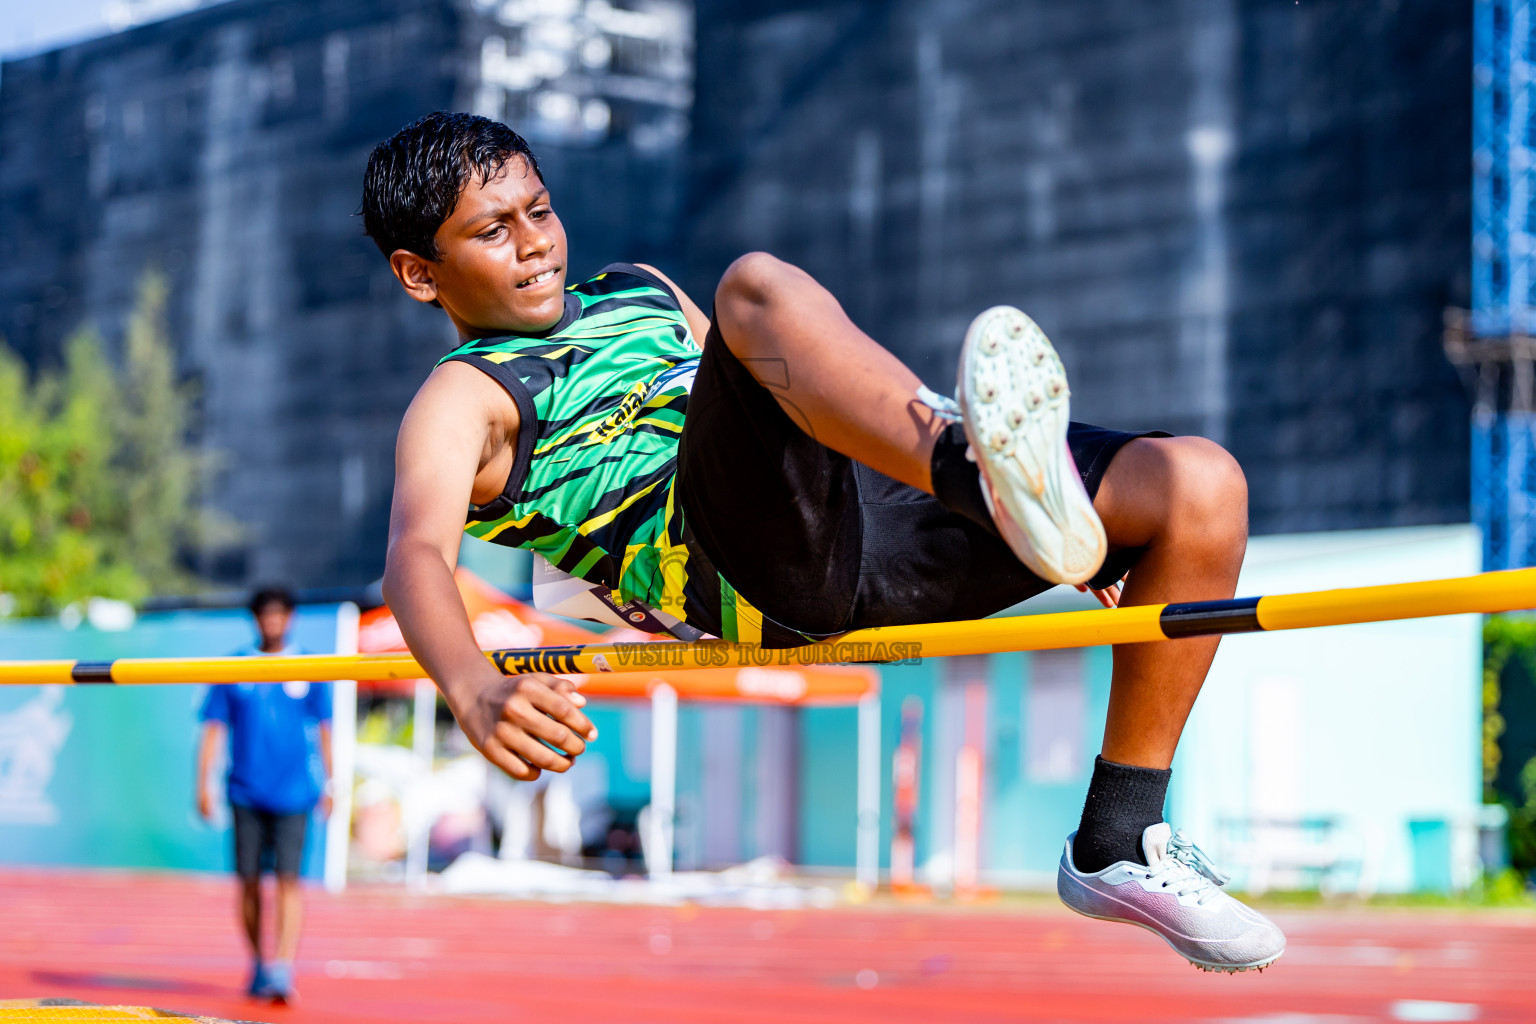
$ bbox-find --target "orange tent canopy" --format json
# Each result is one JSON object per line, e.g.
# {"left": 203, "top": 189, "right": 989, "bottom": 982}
{"left": 567, "top": 628, "right": 879, "bottom": 705}
{"left": 355, "top": 572, "right": 878, "bottom": 704}
{"left": 575, "top": 663, "right": 877, "bottom": 704}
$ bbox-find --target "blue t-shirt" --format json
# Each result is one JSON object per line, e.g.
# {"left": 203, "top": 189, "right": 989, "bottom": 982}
{"left": 199, "top": 646, "right": 332, "bottom": 814}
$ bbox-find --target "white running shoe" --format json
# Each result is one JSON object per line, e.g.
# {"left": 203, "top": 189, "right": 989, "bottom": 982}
{"left": 1057, "top": 823, "right": 1286, "bottom": 974}
{"left": 954, "top": 306, "right": 1106, "bottom": 585}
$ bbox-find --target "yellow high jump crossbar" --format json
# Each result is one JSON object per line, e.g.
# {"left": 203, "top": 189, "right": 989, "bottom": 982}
{"left": 1, "top": 567, "right": 1533, "bottom": 687}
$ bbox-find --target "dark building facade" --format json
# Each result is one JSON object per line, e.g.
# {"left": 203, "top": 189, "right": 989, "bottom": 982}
{"left": 0, "top": 0, "right": 1470, "bottom": 588}
{"left": 684, "top": 0, "right": 1472, "bottom": 534}
{"left": 0, "top": 0, "right": 690, "bottom": 585}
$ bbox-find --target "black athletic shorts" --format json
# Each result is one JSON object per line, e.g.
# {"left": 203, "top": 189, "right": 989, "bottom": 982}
{"left": 232, "top": 804, "right": 309, "bottom": 881}
{"left": 675, "top": 324, "right": 1168, "bottom": 638}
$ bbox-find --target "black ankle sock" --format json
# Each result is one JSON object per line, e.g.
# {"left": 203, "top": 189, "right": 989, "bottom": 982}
{"left": 1072, "top": 755, "right": 1171, "bottom": 872}
{"left": 929, "top": 423, "right": 999, "bottom": 537}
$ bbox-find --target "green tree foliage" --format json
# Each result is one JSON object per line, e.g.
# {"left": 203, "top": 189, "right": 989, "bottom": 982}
{"left": 0, "top": 271, "right": 222, "bottom": 615}
{"left": 1484, "top": 615, "right": 1536, "bottom": 875}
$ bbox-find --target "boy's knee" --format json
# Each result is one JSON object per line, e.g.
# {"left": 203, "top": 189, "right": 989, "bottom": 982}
{"left": 715, "top": 251, "right": 796, "bottom": 316}
{"left": 1163, "top": 436, "right": 1247, "bottom": 531}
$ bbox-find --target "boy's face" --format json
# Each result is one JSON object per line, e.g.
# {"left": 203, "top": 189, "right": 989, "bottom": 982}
{"left": 254, "top": 602, "right": 292, "bottom": 649}
{"left": 390, "top": 156, "right": 568, "bottom": 337}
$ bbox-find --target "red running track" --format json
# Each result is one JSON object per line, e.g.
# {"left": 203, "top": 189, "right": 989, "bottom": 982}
{"left": 1, "top": 868, "right": 1533, "bottom": 1023}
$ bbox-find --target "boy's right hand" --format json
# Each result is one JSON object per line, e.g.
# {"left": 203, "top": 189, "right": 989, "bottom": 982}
{"left": 445, "top": 671, "right": 598, "bottom": 781}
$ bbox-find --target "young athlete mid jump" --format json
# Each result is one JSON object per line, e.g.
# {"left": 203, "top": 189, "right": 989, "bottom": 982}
{"left": 366, "top": 112, "right": 1284, "bottom": 973}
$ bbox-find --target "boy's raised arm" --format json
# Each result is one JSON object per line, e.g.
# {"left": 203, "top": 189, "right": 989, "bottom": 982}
{"left": 383, "top": 363, "right": 595, "bottom": 781}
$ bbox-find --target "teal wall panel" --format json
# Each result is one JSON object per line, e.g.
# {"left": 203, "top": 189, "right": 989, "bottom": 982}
{"left": 797, "top": 705, "right": 859, "bottom": 867}
{"left": 738, "top": 706, "right": 761, "bottom": 860}
{"left": 984, "top": 653, "right": 1027, "bottom": 871}
{"left": 985, "top": 649, "right": 1114, "bottom": 877}
{"left": 0, "top": 606, "right": 342, "bottom": 876}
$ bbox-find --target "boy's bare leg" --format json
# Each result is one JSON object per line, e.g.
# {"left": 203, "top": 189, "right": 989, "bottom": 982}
{"left": 274, "top": 874, "right": 303, "bottom": 963}
{"left": 711, "top": 231, "right": 1274, "bottom": 971}
{"left": 1058, "top": 439, "right": 1282, "bottom": 975}
{"left": 716, "top": 251, "right": 1250, "bottom": 768}
{"left": 1066, "top": 433, "right": 1248, "bottom": 878}
{"left": 1093, "top": 435, "right": 1249, "bottom": 769}
{"left": 712, "top": 252, "right": 947, "bottom": 492}
{"left": 240, "top": 878, "right": 262, "bottom": 961}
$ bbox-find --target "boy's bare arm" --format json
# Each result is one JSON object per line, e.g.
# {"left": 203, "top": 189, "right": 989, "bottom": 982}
{"left": 196, "top": 721, "right": 222, "bottom": 820}
{"left": 383, "top": 363, "right": 595, "bottom": 781}
{"left": 635, "top": 263, "right": 711, "bottom": 343}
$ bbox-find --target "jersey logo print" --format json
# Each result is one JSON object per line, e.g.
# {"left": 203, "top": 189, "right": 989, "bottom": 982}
{"left": 587, "top": 379, "right": 650, "bottom": 445}
{"left": 580, "top": 357, "right": 698, "bottom": 449}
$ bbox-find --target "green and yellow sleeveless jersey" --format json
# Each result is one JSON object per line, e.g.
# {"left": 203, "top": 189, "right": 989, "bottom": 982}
{"left": 439, "top": 263, "right": 792, "bottom": 645}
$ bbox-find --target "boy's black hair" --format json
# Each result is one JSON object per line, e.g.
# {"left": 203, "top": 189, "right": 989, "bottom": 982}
{"left": 361, "top": 111, "right": 543, "bottom": 261}
{"left": 249, "top": 585, "right": 297, "bottom": 615}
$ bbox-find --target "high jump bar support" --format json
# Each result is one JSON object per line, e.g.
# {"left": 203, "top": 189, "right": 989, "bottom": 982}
{"left": 2, "top": 567, "right": 1533, "bottom": 687}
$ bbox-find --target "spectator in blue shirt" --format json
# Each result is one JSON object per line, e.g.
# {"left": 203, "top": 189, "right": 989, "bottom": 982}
{"left": 197, "top": 586, "right": 332, "bottom": 1004}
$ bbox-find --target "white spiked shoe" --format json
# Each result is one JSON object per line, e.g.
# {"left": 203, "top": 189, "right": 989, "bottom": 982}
{"left": 951, "top": 305, "right": 1106, "bottom": 585}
